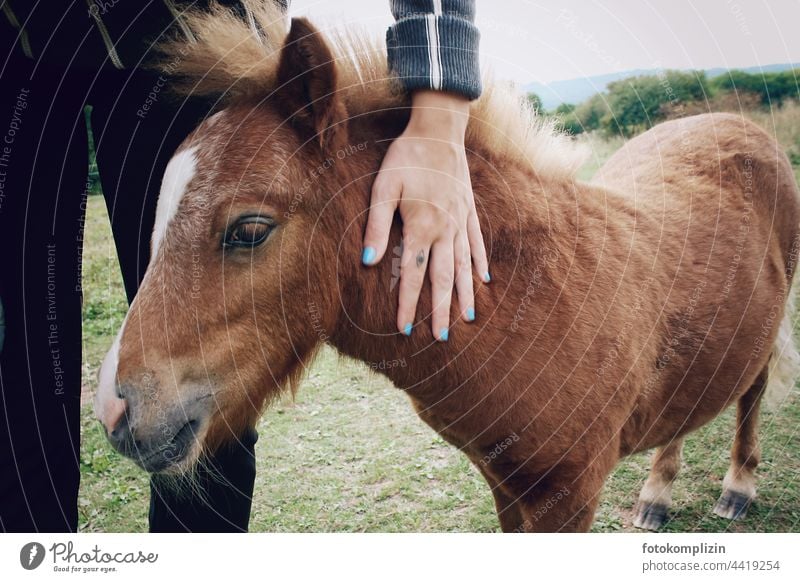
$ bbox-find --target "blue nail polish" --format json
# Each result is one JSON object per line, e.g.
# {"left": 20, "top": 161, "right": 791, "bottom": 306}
{"left": 439, "top": 328, "right": 449, "bottom": 342}
{"left": 403, "top": 323, "right": 412, "bottom": 336}
{"left": 483, "top": 272, "right": 491, "bottom": 283}
{"left": 362, "top": 246, "right": 376, "bottom": 265}
{"left": 466, "top": 307, "right": 475, "bottom": 322}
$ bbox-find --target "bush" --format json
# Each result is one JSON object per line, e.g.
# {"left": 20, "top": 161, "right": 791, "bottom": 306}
{"left": 660, "top": 90, "right": 761, "bottom": 120}
{"left": 544, "top": 68, "right": 799, "bottom": 140}
{"left": 554, "top": 103, "right": 576, "bottom": 115}
{"left": 712, "top": 69, "right": 800, "bottom": 106}
{"left": 556, "top": 111, "right": 586, "bottom": 135}
{"left": 526, "top": 92, "right": 543, "bottom": 113}
{"left": 548, "top": 103, "right": 579, "bottom": 135}
{"left": 559, "top": 94, "right": 611, "bottom": 135}
{"left": 601, "top": 71, "right": 710, "bottom": 137}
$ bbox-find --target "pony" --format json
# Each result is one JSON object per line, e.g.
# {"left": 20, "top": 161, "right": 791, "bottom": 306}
{"left": 94, "top": 3, "right": 800, "bottom": 531}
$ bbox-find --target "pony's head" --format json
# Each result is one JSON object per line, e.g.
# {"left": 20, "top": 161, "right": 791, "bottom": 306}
{"left": 93, "top": 3, "right": 585, "bottom": 473}
{"left": 94, "top": 10, "right": 362, "bottom": 473}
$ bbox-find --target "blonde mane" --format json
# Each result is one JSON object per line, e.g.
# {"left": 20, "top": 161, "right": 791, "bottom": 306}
{"left": 158, "top": 1, "right": 587, "bottom": 178}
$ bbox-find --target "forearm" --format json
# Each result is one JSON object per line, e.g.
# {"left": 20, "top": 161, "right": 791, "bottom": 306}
{"left": 386, "top": 0, "right": 482, "bottom": 100}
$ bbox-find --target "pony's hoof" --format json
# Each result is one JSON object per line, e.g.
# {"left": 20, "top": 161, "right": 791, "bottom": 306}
{"left": 713, "top": 490, "right": 752, "bottom": 520}
{"left": 633, "top": 502, "right": 668, "bottom": 530}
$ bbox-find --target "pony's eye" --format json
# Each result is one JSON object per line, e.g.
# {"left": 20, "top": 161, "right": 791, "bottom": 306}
{"left": 224, "top": 216, "right": 273, "bottom": 248}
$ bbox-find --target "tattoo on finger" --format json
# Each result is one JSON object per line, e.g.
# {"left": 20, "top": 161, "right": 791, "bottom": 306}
{"left": 416, "top": 250, "right": 426, "bottom": 269}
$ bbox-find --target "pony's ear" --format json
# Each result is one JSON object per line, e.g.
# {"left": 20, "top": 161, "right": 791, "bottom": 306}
{"left": 275, "top": 18, "right": 347, "bottom": 152}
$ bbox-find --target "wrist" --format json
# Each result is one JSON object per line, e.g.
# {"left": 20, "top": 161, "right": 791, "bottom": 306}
{"left": 406, "top": 90, "right": 470, "bottom": 141}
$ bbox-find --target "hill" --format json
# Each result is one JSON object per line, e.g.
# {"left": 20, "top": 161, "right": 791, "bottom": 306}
{"left": 525, "top": 63, "right": 800, "bottom": 110}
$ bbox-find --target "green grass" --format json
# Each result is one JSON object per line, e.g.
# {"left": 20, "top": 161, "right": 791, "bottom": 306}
{"left": 576, "top": 133, "right": 626, "bottom": 181}
{"left": 78, "top": 125, "right": 800, "bottom": 532}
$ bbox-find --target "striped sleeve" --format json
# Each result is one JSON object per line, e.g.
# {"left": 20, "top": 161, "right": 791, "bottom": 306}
{"left": 386, "top": 0, "right": 482, "bottom": 100}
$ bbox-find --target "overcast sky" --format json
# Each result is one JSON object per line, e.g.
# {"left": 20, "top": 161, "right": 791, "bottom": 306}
{"left": 290, "top": 0, "right": 800, "bottom": 85}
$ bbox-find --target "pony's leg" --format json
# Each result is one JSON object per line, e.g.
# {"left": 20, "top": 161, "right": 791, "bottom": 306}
{"left": 633, "top": 438, "right": 684, "bottom": 530}
{"left": 511, "top": 451, "right": 617, "bottom": 532}
{"left": 474, "top": 463, "right": 524, "bottom": 532}
{"left": 714, "top": 370, "right": 767, "bottom": 520}
{"left": 514, "top": 475, "right": 605, "bottom": 532}
{"left": 492, "top": 488, "right": 525, "bottom": 533}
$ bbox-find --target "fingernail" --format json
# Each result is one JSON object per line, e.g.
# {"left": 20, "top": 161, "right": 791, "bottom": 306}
{"left": 403, "top": 323, "right": 412, "bottom": 336}
{"left": 466, "top": 307, "right": 475, "bottom": 322}
{"left": 362, "top": 246, "right": 376, "bottom": 265}
{"left": 439, "top": 328, "right": 449, "bottom": 342}
{"left": 483, "top": 272, "right": 491, "bottom": 283}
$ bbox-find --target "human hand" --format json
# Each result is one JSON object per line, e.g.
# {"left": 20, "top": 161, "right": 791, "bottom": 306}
{"left": 362, "top": 90, "right": 490, "bottom": 341}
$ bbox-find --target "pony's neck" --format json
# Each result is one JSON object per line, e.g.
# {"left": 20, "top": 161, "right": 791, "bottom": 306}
{"left": 311, "top": 109, "right": 563, "bottom": 399}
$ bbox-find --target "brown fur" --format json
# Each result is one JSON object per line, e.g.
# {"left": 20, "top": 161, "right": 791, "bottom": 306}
{"left": 110, "top": 4, "right": 800, "bottom": 531}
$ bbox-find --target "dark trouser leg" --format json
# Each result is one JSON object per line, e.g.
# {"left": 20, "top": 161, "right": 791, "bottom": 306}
{"left": 90, "top": 70, "right": 257, "bottom": 532}
{"left": 0, "top": 58, "right": 88, "bottom": 532}
{"left": 148, "top": 428, "right": 258, "bottom": 532}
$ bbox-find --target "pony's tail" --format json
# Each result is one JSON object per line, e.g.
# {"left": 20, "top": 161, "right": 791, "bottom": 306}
{"left": 765, "top": 273, "right": 800, "bottom": 410}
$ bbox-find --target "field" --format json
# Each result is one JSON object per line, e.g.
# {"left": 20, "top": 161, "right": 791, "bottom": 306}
{"left": 77, "top": 106, "right": 800, "bottom": 533}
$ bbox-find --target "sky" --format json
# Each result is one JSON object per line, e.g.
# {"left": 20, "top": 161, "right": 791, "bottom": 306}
{"left": 289, "top": 0, "right": 800, "bottom": 85}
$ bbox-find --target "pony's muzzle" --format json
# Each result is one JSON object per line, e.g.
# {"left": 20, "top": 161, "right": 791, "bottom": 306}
{"left": 107, "top": 412, "right": 201, "bottom": 473}
{"left": 103, "top": 382, "right": 212, "bottom": 473}
{"left": 96, "top": 334, "right": 213, "bottom": 472}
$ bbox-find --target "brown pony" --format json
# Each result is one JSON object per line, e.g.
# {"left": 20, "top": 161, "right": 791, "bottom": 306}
{"left": 94, "top": 4, "right": 800, "bottom": 532}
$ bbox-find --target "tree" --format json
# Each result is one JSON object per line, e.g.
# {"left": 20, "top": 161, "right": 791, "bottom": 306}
{"left": 555, "top": 102, "right": 576, "bottom": 115}
{"left": 662, "top": 70, "right": 710, "bottom": 103}
{"left": 601, "top": 71, "right": 710, "bottom": 136}
{"left": 574, "top": 94, "right": 609, "bottom": 133}
{"left": 555, "top": 112, "right": 584, "bottom": 135}
{"left": 526, "top": 92, "right": 544, "bottom": 113}
{"left": 713, "top": 69, "right": 800, "bottom": 105}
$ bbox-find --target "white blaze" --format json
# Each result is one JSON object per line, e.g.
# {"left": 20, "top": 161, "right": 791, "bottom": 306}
{"left": 95, "top": 146, "right": 198, "bottom": 431}
{"left": 95, "top": 314, "right": 128, "bottom": 431}
{"left": 151, "top": 146, "right": 199, "bottom": 254}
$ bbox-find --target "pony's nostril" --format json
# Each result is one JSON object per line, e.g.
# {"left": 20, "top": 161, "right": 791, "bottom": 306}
{"left": 107, "top": 414, "right": 134, "bottom": 452}
{"left": 110, "top": 422, "right": 124, "bottom": 440}
{"left": 95, "top": 387, "right": 128, "bottom": 436}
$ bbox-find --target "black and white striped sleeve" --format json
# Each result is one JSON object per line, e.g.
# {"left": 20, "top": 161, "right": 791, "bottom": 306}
{"left": 386, "top": 0, "right": 482, "bottom": 100}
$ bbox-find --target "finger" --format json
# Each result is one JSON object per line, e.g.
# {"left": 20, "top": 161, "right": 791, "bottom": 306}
{"left": 363, "top": 174, "right": 401, "bottom": 266}
{"left": 396, "top": 236, "right": 430, "bottom": 336}
{"left": 467, "top": 204, "right": 491, "bottom": 283}
{"left": 454, "top": 232, "right": 475, "bottom": 322}
{"left": 429, "top": 239, "right": 455, "bottom": 342}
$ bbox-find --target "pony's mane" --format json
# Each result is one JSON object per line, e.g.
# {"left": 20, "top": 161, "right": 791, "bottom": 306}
{"left": 158, "top": 1, "right": 587, "bottom": 178}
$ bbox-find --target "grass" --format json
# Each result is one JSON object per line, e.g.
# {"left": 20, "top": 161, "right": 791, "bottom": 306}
{"left": 575, "top": 133, "right": 626, "bottom": 181}
{"left": 78, "top": 108, "right": 800, "bottom": 532}
{"left": 575, "top": 100, "right": 800, "bottom": 185}
{"left": 747, "top": 100, "right": 800, "bottom": 184}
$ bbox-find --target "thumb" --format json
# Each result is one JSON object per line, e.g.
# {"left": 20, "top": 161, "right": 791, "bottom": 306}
{"left": 363, "top": 173, "right": 401, "bottom": 266}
